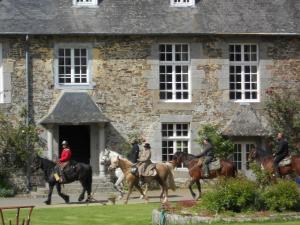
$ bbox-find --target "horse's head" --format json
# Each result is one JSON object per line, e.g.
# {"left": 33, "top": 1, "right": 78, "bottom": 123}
{"left": 31, "top": 154, "right": 42, "bottom": 172}
{"left": 101, "top": 148, "right": 111, "bottom": 166}
{"left": 172, "top": 151, "right": 185, "bottom": 166}
{"left": 108, "top": 156, "right": 120, "bottom": 171}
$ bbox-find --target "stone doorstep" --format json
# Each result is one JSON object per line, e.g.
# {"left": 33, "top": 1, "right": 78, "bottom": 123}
{"left": 152, "top": 209, "right": 300, "bottom": 224}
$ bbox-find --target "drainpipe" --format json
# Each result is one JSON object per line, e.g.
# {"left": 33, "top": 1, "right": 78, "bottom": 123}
{"left": 25, "top": 34, "right": 32, "bottom": 192}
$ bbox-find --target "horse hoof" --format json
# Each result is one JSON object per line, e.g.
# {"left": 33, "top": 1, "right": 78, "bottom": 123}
{"left": 191, "top": 194, "right": 196, "bottom": 199}
{"left": 78, "top": 196, "right": 84, "bottom": 202}
{"left": 44, "top": 200, "right": 51, "bottom": 205}
{"left": 65, "top": 196, "right": 70, "bottom": 203}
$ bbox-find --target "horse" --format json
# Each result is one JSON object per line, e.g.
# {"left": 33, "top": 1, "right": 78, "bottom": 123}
{"left": 172, "top": 151, "right": 236, "bottom": 199}
{"left": 248, "top": 147, "right": 300, "bottom": 178}
{"left": 31, "top": 155, "right": 93, "bottom": 205}
{"left": 101, "top": 148, "right": 148, "bottom": 199}
{"left": 109, "top": 156, "right": 176, "bottom": 204}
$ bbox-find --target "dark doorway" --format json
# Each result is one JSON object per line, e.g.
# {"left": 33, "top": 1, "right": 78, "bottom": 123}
{"left": 59, "top": 125, "right": 90, "bottom": 164}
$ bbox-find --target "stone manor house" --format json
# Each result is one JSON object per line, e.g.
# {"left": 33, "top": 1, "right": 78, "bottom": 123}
{"left": 0, "top": 0, "right": 299, "bottom": 178}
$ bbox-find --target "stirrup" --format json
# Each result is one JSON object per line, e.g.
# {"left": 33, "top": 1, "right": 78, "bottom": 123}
{"left": 138, "top": 178, "right": 144, "bottom": 187}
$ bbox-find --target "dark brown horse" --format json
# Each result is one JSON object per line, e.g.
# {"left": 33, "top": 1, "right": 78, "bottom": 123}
{"left": 172, "top": 151, "right": 236, "bottom": 199}
{"left": 248, "top": 148, "right": 300, "bottom": 178}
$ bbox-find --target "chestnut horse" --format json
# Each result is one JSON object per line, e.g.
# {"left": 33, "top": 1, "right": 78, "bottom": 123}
{"left": 172, "top": 151, "right": 236, "bottom": 199}
{"left": 248, "top": 148, "right": 300, "bottom": 178}
{"left": 109, "top": 156, "right": 176, "bottom": 204}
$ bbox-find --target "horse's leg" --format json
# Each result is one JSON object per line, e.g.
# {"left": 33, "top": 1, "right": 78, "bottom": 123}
{"left": 135, "top": 182, "right": 148, "bottom": 203}
{"left": 114, "top": 173, "right": 125, "bottom": 199}
{"left": 56, "top": 183, "right": 70, "bottom": 203}
{"left": 162, "top": 181, "right": 168, "bottom": 203}
{"left": 188, "top": 179, "right": 196, "bottom": 199}
{"left": 195, "top": 180, "right": 201, "bottom": 199}
{"left": 45, "top": 183, "right": 54, "bottom": 205}
{"left": 124, "top": 183, "right": 134, "bottom": 205}
{"left": 78, "top": 180, "right": 87, "bottom": 202}
{"left": 140, "top": 183, "right": 148, "bottom": 199}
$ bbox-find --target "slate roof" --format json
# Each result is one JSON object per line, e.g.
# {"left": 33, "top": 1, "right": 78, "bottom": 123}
{"left": 39, "top": 92, "right": 109, "bottom": 125}
{"left": 0, "top": 0, "right": 299, "bottom": 35}
{"left": 222, "top": 105, "right": 271, "bottom": 137}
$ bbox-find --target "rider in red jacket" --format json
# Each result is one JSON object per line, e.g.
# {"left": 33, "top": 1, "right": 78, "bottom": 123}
{"left": 56, "top": 140, "right": 72, "bottom": 182}
{"left": 59, "top": 142, "right": 72, "bottom": 163}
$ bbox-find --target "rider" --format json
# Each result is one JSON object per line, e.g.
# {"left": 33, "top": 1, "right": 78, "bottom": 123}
{"left": 129, "top": 139, "right": 140, "bottom": 163}
{"left": 137, "top": 143, "right": 152, "bottom": 187}
{"left": 56, "top": 140, "right": 72, "bottom": 183}
{"left": 273, "top": 132, "right": 289, "bottom": 177}
{"left": 195, "top": 137, "right": 214, "bottom": 178}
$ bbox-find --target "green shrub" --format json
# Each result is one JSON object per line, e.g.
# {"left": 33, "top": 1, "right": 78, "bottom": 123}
{"left": 0, "top": 187, "right": 15, "bottom": 197}
{"left": 202, "top": 177, "right": 259, "bottom": 213}
{"left": 250, "top": 162, "right": 272, "bottom": 188}
{"left": 0, "top": 178, "right": 15, "bottom": 197}
{"left": 197, "top": 124, "right": 234, "bottom": 158}
{"left": 261, "top": 180, "right": 300, "bottom": 211}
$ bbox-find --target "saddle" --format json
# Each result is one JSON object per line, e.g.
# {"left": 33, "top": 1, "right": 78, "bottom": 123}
{"left": 209, "top": 158, "right": 221, "bottom": 170}
{"left": 143, "top": 164, "right": 157, "bottom": 177}
{"left": 198, "top": 158, "right": 221, "bottom": 171}
{"left": 278, "top": 156, "right": 292, "bottom": 167}
{"left": 130, "top": 163, "right": 157, "bottom": 177}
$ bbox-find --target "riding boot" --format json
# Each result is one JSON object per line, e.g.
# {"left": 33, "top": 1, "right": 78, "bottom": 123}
{"left": 139, "top": 176, "right": 144, "bottom": 187}
{"left": 274, "top": 167, "right": 280, "bottom": 177}
{"left": 203, "top": 165, "right": 209, "bottom": 178}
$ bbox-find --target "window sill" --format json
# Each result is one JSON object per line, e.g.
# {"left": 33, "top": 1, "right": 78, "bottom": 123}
{"left": 159, "top": 100, "right": 192, "bottom": 103}
{"left": 72, "top": 5, "right": 99, "bottom": 8}
{"left": 232, "top": 100, "right": 260, "bottom": 104}
{"left": 55, "top": 84, "right": 94, "bottom": 90}
{"left": 175, "top": 167, "right": 189, "bottom": 171}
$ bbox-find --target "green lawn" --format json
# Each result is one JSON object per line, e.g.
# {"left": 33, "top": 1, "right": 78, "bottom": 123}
{"left": 2, "top": 203, "right": 300, "bottom": 225}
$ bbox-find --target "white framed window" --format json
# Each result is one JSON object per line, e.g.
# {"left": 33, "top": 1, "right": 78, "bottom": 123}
{"left": 233, "top": 142, "right": 255, "bottom": 171}
{"left": 55, "top": 44, "right": 92, "bottom": 88}
{"left": 73, "top": 0, "right": 98, "bottom": 6}
{"left": 170, "top": 0, "right": 195, "bottom": 7}
{"left": 229, "top": 44, "right": 259, "bottom": 102}
{"left": 161, "top": 123, "right": 190, "bottom": 168}
{"left": 159, "top": 44, "right": 191, "bottom": 102}
{"left": 0, "top": 43, "right": 3, "bottom": 103}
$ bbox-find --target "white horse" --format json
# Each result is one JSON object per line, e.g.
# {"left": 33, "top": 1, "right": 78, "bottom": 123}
{"left": 101, "top": 148, "right": 125, "bottom": 198}
{"left": 101, "top": 148, "right": 148, "bottom": 199}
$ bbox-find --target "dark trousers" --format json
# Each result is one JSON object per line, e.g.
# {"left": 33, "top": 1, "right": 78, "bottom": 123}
{"left": 273, "top": 153, "right": 288, "bottom": 175}
{"left": 203, "top": 156, "right": 214, "bottom": 175}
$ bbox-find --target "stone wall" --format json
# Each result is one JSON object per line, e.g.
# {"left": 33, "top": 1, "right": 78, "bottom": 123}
{"left": 0, "top": 35, "right": 299, "bottom": 162}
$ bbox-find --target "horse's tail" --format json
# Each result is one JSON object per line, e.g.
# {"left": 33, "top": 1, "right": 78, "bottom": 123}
{"left": 86, "top": 165, "right": 93, "bottom": 194}
{"left": 166, "top": 166, "right": 176, "bottom": 191}
{"left": 232, "top": 162, "right": 237, "bottom": 178}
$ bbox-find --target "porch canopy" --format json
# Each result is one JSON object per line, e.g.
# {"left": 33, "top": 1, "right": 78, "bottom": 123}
{"left": 39, "top": 92, "right": 109, "bottom": 125}
{"left": 222, "top": 105, "right": 271, "bottom": 137}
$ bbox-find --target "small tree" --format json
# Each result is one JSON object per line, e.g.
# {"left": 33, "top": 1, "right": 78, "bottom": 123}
{"left": 196, "top": 124, "right": 234, "bottom": 158}
{"left": 264, "top": 86, "right": 300, "bottom": 152}
{"left": 0, "top": 109, "right": 40, "bottom": 178}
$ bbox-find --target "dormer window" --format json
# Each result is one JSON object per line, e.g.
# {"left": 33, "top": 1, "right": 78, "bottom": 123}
{"left": 73, "top": 0, "right": 98, "bottom": 7}
{"left": 171, "top": 0, "right": 195, "bottom": 7}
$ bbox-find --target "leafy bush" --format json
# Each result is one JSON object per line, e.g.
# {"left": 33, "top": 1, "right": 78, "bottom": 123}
{"left": 202, "top": 177, "right": 259, "bottom": 213}
{"left": 250, "top": 162, "right": 272, "bottom": 189}
{"left": 0, "top": 177, "right": 15, "bottom": 197}
{"left": 0, "top": 109, "right": 40, "bottom": 176}
{"left": 261, "top": 180, "right": 300, "bottom": 211}
{"left": 197, "top": 124, "right": 234, "bottom": 158}
{"left": 264, "top": 86, "right": 300, "bottom": 153}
